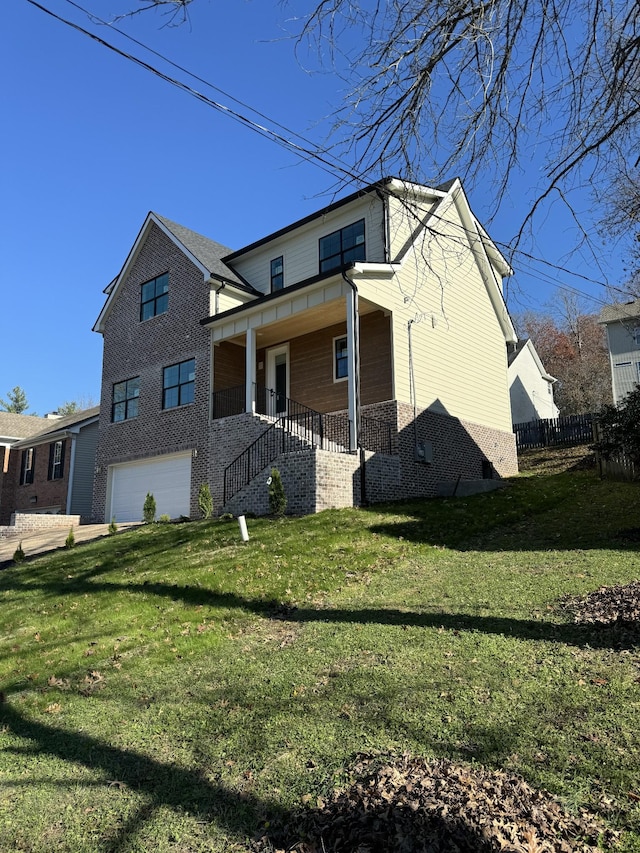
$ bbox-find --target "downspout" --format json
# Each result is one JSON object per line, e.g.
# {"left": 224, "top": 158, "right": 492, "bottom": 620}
{"left": 375, "top": 189, "right": 391, "bottom": 263}
{"left": 407, "top": 318, "right": 418, "bottom": 450}
{"left": 341, "top": 270, "right": 366, "bottom": 506}
{"left": 214, "top": 281, "right": 226, "bottom": 315}
{"left": 66, "top": 434, "right": 78, "bottom": 515}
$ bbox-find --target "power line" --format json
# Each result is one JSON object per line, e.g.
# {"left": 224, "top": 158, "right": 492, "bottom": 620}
{"left": 23, "top": 0, "right": 636, "bottom": 311}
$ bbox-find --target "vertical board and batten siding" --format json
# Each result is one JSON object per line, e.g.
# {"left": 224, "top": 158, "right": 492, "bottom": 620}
{"left": 382, "top": 195, "right": 511, "bottom": 432}
{"left": 69, "top": 421, "right": 99, "bottom": 518}
{"left": 229, "top": 195, "right": 387, "bottom": 293}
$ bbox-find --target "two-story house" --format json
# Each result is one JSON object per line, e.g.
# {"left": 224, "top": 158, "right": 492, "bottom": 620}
{"left": 600, "top": 298, "right": 640, "bottom": 405}
{"left": 507, "top": 339, "right": 559, "bottom": 425}
{"left": 92, "top": 177, "right": 519, "bottom": 522}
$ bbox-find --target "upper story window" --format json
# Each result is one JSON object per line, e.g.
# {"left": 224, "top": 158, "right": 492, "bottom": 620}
{"left": 163, "top": 358, "right": 195, "bottom": 409}
{"left": 632, "top": 327, "right": 640, "bottom": 347}
{"left": 140, "top": 272, "right": 169, "bottom": 321}
{"left": 334, "top": 336, "right": 349, "bottom": 381}
{"left": 319, "top": 219, "right": 365, "bottom": 274}
{"left": 48, "top": 440, "right": 65, "bottom": 480}
{"left": 270, "top": 256, "right": 284, "bottom": 292}
{"left": 112, "top": 377, "right": 140, "bottom": 422}
{"left": 20, "top": 448, "right": 35, "bottom": 485}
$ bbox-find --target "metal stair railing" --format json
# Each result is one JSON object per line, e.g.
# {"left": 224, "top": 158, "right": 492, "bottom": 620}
{"left": 220, "top": 388, "right": 396, "bottom": 505}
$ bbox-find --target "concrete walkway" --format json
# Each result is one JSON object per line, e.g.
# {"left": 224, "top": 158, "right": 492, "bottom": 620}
{"left": 0, "top": 523, "right": 141, "bottom": 566}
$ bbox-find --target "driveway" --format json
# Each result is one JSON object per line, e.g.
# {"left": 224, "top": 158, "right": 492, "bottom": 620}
{"left": 0, "top": 523, "right": 141, "bottom": 567}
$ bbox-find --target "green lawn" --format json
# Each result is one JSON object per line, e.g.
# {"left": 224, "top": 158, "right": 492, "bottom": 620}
{"left": 1, "top": 449, "right": 639, "bottom": 851}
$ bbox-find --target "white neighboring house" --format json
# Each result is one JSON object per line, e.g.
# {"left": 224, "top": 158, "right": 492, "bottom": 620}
{"left": 599, "top": 299, "right": 640, "bottom": 405}
{"left": 507, "top": 339, "right": 559, "bottom": 425}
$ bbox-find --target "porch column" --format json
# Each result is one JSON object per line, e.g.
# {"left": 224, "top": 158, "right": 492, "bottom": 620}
{"left": 346, "top": 288, "right": 359, "bottom": 451}
{"left": 245, "top": 327, "right": 256, "bottom": 414}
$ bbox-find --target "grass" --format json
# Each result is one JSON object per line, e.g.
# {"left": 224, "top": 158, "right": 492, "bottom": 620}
{"left": 1, "top": 446, "right": 639, "bottom": 851}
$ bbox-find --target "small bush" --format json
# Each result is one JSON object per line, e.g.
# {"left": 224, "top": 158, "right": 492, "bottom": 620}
{"left": 268, "top": 467, "right": 287, "bottom": 517}
{"left": 108, "top": 517, "right": 118, "bottom": 535}
{"left": 13, "top": 541, "right": 25, "bottom": 564}
{"left": 198, "top": 483, "right": 214, "bottom": 519}
{"left": 143, "top": 493, "right": 156, "bottom": 524}
{"left": 65, "top": 528, "right": 75, "bottom": 550}
{"left": 219, "top": 512, "right": 234, "bottom": 521}
{"left": 158, "top": 514, "right": 171, "bottom": 523}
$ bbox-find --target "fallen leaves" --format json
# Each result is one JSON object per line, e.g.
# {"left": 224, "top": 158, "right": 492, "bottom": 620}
{"left": 254, "top": 754, "right": 619, "bottom": 852}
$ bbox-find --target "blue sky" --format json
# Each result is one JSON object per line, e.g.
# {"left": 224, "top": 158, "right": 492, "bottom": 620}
{"left": 1, "top": 0, "right": 628, "bottom": 415}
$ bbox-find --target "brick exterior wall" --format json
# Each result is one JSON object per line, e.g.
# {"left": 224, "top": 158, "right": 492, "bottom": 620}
{"left": 0, "top": 512, "right": 81, "bottom": 539}
{"left": 93, "top": 223, "right": 212, "bottom": 522}
{"left": 216, "top": 401, "right": 517, "bottom": 516}
{"left": 4, "top": 440, "right": 72, "bottom": 519}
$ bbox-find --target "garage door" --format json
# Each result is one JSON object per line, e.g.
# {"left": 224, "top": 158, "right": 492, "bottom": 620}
{"left": 108, "top": 453, "right": 191, "bottom": 522}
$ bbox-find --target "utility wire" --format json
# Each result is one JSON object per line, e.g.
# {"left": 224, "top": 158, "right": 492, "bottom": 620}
{"left": 24, "top": 0, "right": 637, "bottom": 311}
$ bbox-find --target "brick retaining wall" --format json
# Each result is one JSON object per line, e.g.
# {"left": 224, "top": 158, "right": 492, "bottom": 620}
{"left": 0, "top": 512, "right": 81, "bottom": 539}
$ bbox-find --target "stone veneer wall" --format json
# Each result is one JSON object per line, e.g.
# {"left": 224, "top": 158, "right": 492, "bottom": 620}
{"left": 0, "top": 512, "right": 81, "bottom": 539}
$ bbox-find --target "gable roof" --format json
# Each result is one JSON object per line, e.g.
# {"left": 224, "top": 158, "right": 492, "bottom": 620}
{"left": 507, "top": 339, "right": 556, "bottom": 383}
{"left": 0, "top": 412, "right": 48, "bottom": 442}
{"left": 93, "top": 212, "right": 258, "bottom": 334}
{"left": 599, "top": 298, "right": 640, "bottom": 324}
{"left": 12, "top": 407, "right": 100, "bottom": 449}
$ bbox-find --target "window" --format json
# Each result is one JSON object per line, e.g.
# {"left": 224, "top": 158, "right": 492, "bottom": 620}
{"left": 48, "top": 440, "right": 65, "bottom": 480}
{"left": 319, "top": 219, "right": 365, "bottom": 274}
{"left": 163, "top": 358, "right": 195, "bottom": 409}
{"left": 334, "top": 336, "right": 349, "bottom": 381}
{"left": 270, "top": 256, "right": 284, "bottom": 292}
{"left": 112, "top": 377, "right": 140, "bottom": 422}
{"left": 633, "top": 327, "right": 640, "bottom": 347}
{"left": 140, "top": 272, "right": 169, "bottom": 321}
{"left": 20, "top": 448, "right": 35, "bottom": 485}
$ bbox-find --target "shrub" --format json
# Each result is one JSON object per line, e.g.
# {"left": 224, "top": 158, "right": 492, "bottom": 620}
{"left": 198, "top": 482, "right": 213, "bottom": 519}
{"left": 158, "top": 514, "right": 171, "bottom": 523}
{"left": 593, "top": 385, "right": 640, "bottom": 463}
{"left": 13, "top": 541, "right": 25, "bottom": 564}
{"left": 268, "top": 467, "right": 287, "bottom": 517}
{"left": 108, "top": 517, "right": 118, "bottom": 535}
{"left": 143, "top": 492, "right": 156, "bottom": 524}
{"left": 65, "top": 528, "right": 75, "bottom": 550}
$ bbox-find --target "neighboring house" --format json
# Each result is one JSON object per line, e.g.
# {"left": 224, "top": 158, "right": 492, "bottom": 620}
{"left": 0, "top": 412, "right": 48, "bottom": 525}
{"left": 92, "top": 177, "right": 519, "bottom": 522}
{"left": 507, "top": 339, "right": 559, "bottom": 425}
{"left": 5, "top": 408, "right": 100, "bottom": 523}
{"left": 599, "top": 299, "right": 640, "bottom": 405}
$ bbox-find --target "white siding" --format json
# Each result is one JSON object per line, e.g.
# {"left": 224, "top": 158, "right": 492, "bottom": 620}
{"left": 359, "top": 195, "right": 513, "bottom": 432}
{"left": 606, "top": 321, "right": 640, "bottom": 404}
{"left": 508, "top": 346, "right": 558, "bottom": 424}
{"left": 229, "top": 195, "right": 386, "bottom": 293}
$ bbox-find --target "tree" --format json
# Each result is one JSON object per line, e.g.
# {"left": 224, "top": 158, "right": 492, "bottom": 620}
{"left": 603, "top": 166, "right": 640, "bottom": 297}
{"left": 0, "top": 386, "right": 31, "bottom": 414}
{"left": 56, "top": 395, "right": 98, "bottom": 416}
{"left": 517, "top": 303, "right": 612, "bottom": 415}
{"left": 114, "top": 0, "right": 639, "bottom": 254}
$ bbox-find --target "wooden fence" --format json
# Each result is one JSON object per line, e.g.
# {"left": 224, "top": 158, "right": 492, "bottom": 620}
{"left": 513, "top": 413, "right": 594, "bottom": 450}
{"left": 591, "top": 421, "right": 639, "bottom": 482}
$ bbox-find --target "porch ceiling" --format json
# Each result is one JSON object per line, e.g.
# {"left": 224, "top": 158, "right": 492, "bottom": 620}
{"left": 224, "top": 296, "right": 381, "bottom": 348}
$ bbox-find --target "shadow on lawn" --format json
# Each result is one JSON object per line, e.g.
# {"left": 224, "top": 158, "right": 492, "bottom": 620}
{"left": 0, "top": 702, "right": 497, "bottom": 853}
{"left": 3, "top": 569, "right": 638, "bottom": 651}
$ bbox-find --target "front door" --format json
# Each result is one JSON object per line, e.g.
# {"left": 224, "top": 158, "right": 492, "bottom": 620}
{"left": 266, "top": 344, "right": 289, "bottom": 416}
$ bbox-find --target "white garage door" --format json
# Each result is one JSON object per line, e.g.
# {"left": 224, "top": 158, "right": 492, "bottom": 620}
{"left": 108, "top": 453, "right": 191, "bottom": 522}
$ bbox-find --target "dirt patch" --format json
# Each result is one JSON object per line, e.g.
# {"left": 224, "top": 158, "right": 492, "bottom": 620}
{"left": 253, "top": 754, "right": 617, "bottom": 852}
